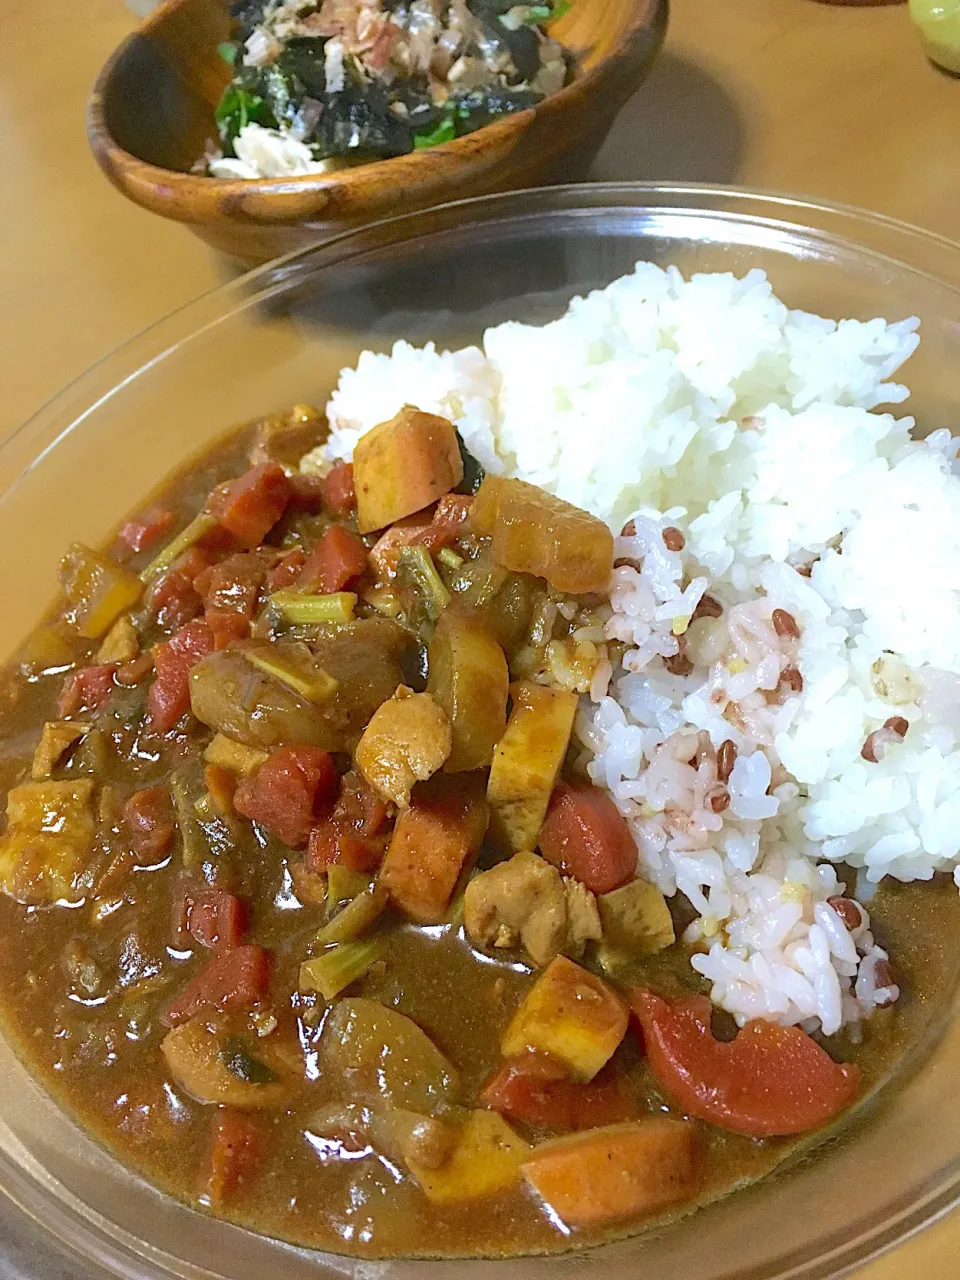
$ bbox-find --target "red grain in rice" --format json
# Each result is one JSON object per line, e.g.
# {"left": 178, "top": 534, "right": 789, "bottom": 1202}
{"left": 716, "top": 739, "right": 737, "bottom": 783}
{"left": 827, "top": 896, "right": 863, "bottom": 932}
{"left": 772, "top": 608, "right": 800, "bottom": 638}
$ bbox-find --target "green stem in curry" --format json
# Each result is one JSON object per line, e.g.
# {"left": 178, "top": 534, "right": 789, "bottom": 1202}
{"left": 317, "top": 885, "right": 388, "bottom": 945}
{"left": 141, "top": 512, "right": 217, "bottom": 582}
{"left": 299, "top": 940, "right": 380, "bottom": 1001}
{"left": 269, "top": 590, "right": 358, "bottom": 625}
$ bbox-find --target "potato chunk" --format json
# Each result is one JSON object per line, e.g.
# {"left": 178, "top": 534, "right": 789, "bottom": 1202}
{"left": 320, "top": 997, "right": 460, "bottom": 1113}
{"left": 161, "top": 1023, "right": 288, "bottom": 1108}
{"left": 355, "top": 685, "right": 451, "bottom": 807}
{"left": 597, "top": 877, "right": 675, "bottom": 955}
{"left": 379, "top": 776, "right": 488, "bottom": 923}
{"left": 501, "top": 955, "right": 628, "bottom": 1082}
{"left": 353, "top": 407, "right": 463, "bottom": 534}
{"left": 521, "top": 1120, "right": 701, "bottom": 1226}
{"left": 58, "top": 543, "right": 143, "bottom": 639}
{"left": 427, "top": 608, "right": 508, "bottom": 772}
{"left": 486, "top": 682, "right": 578, "bottom": 853}
{"left": 470, "top": 476, "right": 613, "bottom": 595}
{"left": 408, "top": 1110, "right": 530, "bottom": 1204}
{"left": 463, "top": 851, "right": 566, "bottom": 967}
{"left": 0, "top": 779, "right": 95, "bottom": 904}
{"left": 191, "top": 621, "right": 407, "bottom": 754}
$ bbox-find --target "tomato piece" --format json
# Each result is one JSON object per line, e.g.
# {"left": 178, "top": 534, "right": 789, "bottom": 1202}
{"left": 195, "top": 552, "right": 268, "bottom": 619}
{"left": 412, "top": 494, "right": 474, "bottom": 553}
{"left": 538, "top": 780, "right": 636, "bottom": 895}
{"left": 482, "top": 1055, "right": 635, "bottom": 1133}
{"left": 161, "top": 944, "right": 270, "bottom": 1027}
{"left": 334, "top": 769, "right": 389, "bottom": 837}
{"left": 125, "top": 786, "right": 175, "bottom": 861}
{"left": 233, "top": 745, "right": 338, "bottom": 848}
{"left": 306, "top": 818, "right": 384, "bottom": 874}
{"left": 209, "top": 1109, "right": 262, "bottom": 1203}
{"left": 57, "top": 663, "right": 116, "bottom": 717}
{"left": 286, "top": 473, "right": 325, "bottom": 513}
{"left": 118, "top": 507, "right": 175, "bottom": 555}
{"left": 630, "top": 989, "right": 861, "bottom": 1138}
{"left": 266, "top": 547, "right": 306, "bottom": 592}
{"left": 175, "top": 884, "right": 249, "bottom": 951}
{"left": 147, "top": 570, "right": 203, "bottom": 633}
{"left": 171, "top": 544, "right": 219, "bottom": 582}
{"left": 147, "top": 621, "right": 216, "bottom": 733}
{"left": 297, "top": 525, "right": 368, "bottom": 594}
{"left": 321, "top": 462, "right": 356, "bottom": 516}
{"left": 207, "top": 464, "right": 291, "bottom": 548}
{"left": 204, "top": 610, "right": 251, "bottom": 647}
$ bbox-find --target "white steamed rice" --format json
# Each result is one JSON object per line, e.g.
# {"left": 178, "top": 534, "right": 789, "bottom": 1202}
{"left": 303, "top": 262, "right": 960, "bottom": 1039}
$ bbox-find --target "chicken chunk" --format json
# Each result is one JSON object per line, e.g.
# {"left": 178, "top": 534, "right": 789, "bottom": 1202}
{"left": 354, "top": 685, "right": 452, "bottom": 807}
{"left": 563, "top": 877, "right": 602, "bottom": 958}
{"left": 463, "top": 851, "right": 566, "bottom": 967}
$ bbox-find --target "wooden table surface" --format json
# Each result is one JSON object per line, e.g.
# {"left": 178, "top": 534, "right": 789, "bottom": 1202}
{"left": 2, "top": 0, "right": 960, "bottom": 1274}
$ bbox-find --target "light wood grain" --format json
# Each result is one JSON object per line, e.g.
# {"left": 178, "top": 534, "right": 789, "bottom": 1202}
{"left": 0, "top": 0, "right": 959, "bottom": 1274}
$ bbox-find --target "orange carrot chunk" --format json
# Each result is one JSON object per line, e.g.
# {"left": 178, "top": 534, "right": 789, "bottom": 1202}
{"left": 630, "top": 989, "right": 861, "bottom": 1138}
{"left": 520, "top": 1119, "right": 702, "bottom": 1227}
{"left": 378, "top": 777, "right": 488, "bottom": 923}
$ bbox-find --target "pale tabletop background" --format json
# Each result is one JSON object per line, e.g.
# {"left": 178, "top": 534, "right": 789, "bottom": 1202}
{"left": 1, "top": 0, "right": 960, "bottom": 1274}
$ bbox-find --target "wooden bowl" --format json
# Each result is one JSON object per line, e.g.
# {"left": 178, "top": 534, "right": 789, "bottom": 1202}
{"left": 88, "top": 0, "right": 668, "bottom": 263}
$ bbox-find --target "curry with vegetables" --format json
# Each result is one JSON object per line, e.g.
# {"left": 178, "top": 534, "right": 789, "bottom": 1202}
{"left": 0, "top": 403, "right": 956, "bottom": 1257}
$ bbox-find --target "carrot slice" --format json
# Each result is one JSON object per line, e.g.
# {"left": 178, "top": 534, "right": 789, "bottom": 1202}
{"left": 539, "top": 780, "right": 637, "bottom": 895}
{"left": 630, "top": 989, "right": 861, "bottom": 1137}
{"left": 521, "top": 1119, "right": 701, "bottom": 1227}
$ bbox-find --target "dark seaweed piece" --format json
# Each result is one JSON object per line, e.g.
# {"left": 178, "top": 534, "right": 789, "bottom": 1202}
{"left": 318, "top": 85, "right": 414, "bottom": 158}
{"left": 230, "top": 0, "right": 269, "bottom": 44}
{"left": 276, "top": 36, "right": 330, "bottom": 99}
{"left": 455, "top": 432, "right": 486, "bottom": 495}
{"left": 495, "top": 21, "right": 542, "bottom": 81}
{"left": 467, "top": 0, "right": 518, "bottom": 17}
{"left": 449, "top": 86, "right": 543, "bottom": 134}
{"left": 260, "top": 64, "right": 298, "bottom": 128}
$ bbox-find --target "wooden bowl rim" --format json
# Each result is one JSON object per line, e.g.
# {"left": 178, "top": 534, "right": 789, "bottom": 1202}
{"left": 87, "top": 0, "right": 667, "bottom": 216}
